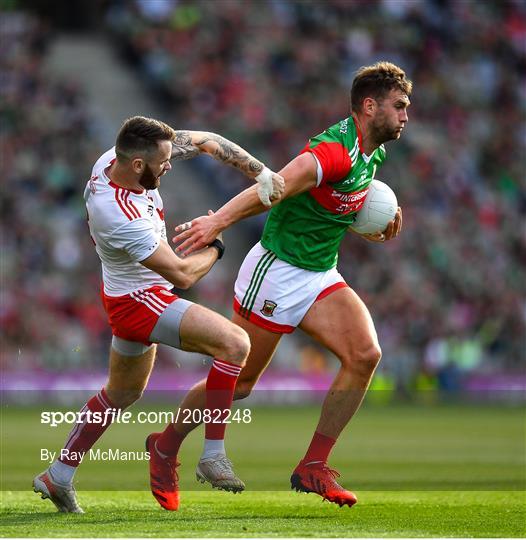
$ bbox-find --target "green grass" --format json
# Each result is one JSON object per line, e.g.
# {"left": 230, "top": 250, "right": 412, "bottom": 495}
{"left": 2, "top": 490, "right": 525, "bottom": 537}
{"left": 1, "top": 402, "right": 525, "bottom": 536}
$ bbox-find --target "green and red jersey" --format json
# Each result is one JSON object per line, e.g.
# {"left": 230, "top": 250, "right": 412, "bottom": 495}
{"left": 261, "top": 116, "right": 387, "bottom": 271}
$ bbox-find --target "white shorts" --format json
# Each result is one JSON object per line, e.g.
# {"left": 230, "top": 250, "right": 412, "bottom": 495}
{"left": 234, "top": 242, "right": 348, "bottom": 333}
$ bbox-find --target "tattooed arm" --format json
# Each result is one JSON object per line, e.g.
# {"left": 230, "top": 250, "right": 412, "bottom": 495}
{"left": 170, "top": 130, "right": 284, "bottom": 206}
{"left": 171, "top": 131, "right": 262, "bottom": 177}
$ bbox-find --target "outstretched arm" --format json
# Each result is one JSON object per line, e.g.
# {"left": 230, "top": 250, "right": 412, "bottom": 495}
{"left": 173, "top": 152, "right": 318, "bottom": 255}
{"left": 170, "top": 130, "right": 284, "bottom": 206}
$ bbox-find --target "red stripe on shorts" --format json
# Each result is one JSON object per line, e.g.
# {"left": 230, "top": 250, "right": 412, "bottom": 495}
{"left": 102, "top": 285, "right": 179, "bottom": 345}
{"left": 315, "top": 281, "right": 348, "bottom": 302}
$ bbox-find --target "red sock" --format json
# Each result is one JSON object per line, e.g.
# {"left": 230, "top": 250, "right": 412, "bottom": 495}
{"left": 205, "top": 358, "right": 241, "bottom": 440}
{"left": 303, "top": 431, "right": 336, "bottom": 463}
{"left": 60, "top": 388, "right": 118, "bottom": 466}
{"left": 156, "top": 423, "right": 186, "bottom": 457}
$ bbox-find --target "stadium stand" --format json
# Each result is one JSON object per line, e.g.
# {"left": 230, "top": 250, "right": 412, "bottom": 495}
{"left": 1, "top": 1, "right": 525, "bottom": 396}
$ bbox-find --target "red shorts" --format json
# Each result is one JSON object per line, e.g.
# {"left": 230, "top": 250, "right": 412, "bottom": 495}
{"left": 101, "top": 285, "right": 179, "bottom": 345}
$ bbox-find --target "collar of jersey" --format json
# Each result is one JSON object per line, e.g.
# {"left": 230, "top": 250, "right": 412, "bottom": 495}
{"left": 108, "top": 180, "right": 145, "bottom": 195}
{"left": 103, "top": 161, "right": 145, "bottom": 194}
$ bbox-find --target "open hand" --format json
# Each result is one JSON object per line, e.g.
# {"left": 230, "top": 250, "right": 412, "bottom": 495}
{"left": 173, "top": 210, "right": 222, "bottom": 256}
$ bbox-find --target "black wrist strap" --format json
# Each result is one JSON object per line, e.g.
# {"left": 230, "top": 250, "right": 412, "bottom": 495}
{"left": 209, "top": 238, "right": 225, "bottom": 260}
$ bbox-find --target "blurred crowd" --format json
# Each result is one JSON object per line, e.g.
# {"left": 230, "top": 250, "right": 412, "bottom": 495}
{"left": 0, "top": 11, "right": 109, "bottom": 371}
{"left": 2, "top": 1, "right": 525, "bottom": 394}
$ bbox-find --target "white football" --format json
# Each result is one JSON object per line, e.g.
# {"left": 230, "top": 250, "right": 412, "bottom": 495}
{"left": 349, "top": 179, "right": 398, "bottom": 234}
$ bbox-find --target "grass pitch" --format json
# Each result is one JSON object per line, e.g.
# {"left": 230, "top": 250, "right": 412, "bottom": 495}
{"left": 2, "top": 490, "right": 525, "bottom": 537}
{"left": 1, "top": 402, "right": 525, "bottom": 537}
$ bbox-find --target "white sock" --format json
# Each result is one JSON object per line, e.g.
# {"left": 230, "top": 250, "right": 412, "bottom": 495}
{"left": 49, "top": 460, "right": 76, "bottom": 486}
{"left": 201, "top": 439, "right": 225, "bottom": 460}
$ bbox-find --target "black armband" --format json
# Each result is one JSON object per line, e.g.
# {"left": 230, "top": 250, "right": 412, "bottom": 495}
{"left": 209, "top": 238, "right": 225, "bottom": 260}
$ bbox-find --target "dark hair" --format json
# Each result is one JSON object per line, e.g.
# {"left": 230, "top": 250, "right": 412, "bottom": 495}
{"left": 351, "top": 61, "right": 412, "bottom": 113}
{"left": 115, "top": 116, "right": 175, "bottom": 161}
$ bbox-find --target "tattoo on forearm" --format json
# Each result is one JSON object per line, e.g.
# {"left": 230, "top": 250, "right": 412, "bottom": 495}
{"left": 171, "top": 131, "right": 201, "bottom": 161}
{"left": 196, "top": 133, "right": 263, "bottom": 176}
{"left": 248, "top": 160, "right": 264, "bottom": 175}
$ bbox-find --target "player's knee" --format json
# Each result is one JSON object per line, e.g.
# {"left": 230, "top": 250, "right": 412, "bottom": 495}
{"left": 234, "top": 379, "right": 255, "bottom": 400}
{"left": 220, "top": 326, "right": 250, "bottom": 366}
{"left": 357, "top": 344, "right": 382, "bottom": 374}
{"left": 106, "top": 388, "right": 144, "bottom": 409}
{"left": 341, "top": 344, "right": 382, "bottom": 375}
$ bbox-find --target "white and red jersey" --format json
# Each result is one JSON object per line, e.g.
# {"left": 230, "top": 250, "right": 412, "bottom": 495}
{"left": 84, "top": 147, "right": 172, "bottom": 297}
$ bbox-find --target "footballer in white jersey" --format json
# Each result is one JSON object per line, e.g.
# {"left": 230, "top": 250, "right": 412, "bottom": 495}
{"left": 34, "top": 116, "right": 285, "bottom": 514}
{"left": 84, "top": 147, "right": 172, "bottom": 297}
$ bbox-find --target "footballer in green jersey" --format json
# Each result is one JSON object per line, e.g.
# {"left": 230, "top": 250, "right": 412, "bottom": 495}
{"left": 261, "top": 116, "right": 386, "bottom": 271}
{"left": 173, "top": 61, "right": 412, "bottom": 508}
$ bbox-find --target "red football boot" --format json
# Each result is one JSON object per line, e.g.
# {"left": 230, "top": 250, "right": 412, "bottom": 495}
{"left": 290, "top": 460, "right": 357, "bottom": 507}
{"left": 146, "top": 433, "right": 180, "bottom": 511}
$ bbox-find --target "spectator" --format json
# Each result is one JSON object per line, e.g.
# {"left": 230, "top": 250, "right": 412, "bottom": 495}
{"left": 2, "top": 1, "right": 525, "bottom": 386}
